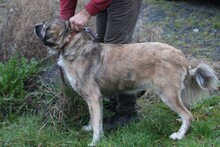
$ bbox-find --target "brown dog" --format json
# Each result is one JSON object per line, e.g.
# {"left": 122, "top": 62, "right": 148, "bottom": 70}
{"left": 34, "top": 19, "right": 219, "bottom": 146}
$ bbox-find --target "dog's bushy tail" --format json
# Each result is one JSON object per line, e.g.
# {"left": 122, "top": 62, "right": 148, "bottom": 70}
{"left": 181, "top": 64, "right": 219, "bottom": 109}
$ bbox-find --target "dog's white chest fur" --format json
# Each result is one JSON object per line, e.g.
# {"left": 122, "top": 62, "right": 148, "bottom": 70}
{"left": 57, "top": 56, "right": 77, "bottom": 90}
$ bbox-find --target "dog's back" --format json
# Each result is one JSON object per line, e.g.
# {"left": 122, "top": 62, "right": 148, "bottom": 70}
{"left": 95, "top": 42, "right": 188, "bottom": 95}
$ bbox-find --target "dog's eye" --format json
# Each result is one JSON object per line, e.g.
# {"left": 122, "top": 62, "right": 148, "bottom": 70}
{"left": 42, "top": 29, "right": 56, "bottom": 47}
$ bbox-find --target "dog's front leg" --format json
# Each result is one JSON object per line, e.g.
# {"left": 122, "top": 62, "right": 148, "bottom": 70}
{"left": 82, "top": 119, "right": 92, "bottom": 131}
{"left": 87, "top": 95, "right": 103, "bottom": 146}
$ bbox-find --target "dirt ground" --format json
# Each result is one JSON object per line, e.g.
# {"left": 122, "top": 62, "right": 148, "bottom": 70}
{"left": 0, "top": 3, "right": 7, "bottom": 44}
{"left": 136, "top": 0, "right": 220, "bottom": 59}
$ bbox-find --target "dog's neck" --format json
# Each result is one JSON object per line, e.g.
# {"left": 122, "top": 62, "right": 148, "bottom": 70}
{"left": 60, "top": 28, "right": 96, "bottom": 51}
{"left": 84, "top": 27, "right": 97, "bottom": 41}
{"left": 61, "top": 30, "right": 78, "bottom": 51}
{"left": 60, "top": 30, "right": 101, "bottom": 61}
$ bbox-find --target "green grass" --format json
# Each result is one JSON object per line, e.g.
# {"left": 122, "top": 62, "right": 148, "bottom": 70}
{"left": 0, "top": 94, "right": 219, "bottom": 146}
{"left": 0, "top": 57, "right": 38, "bottom": 100}
{"left": 0, "top": 111, "right": 92, "bottom": 146}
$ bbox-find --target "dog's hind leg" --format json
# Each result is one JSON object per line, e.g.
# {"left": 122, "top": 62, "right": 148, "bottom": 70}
{"left": 157, "top": 87, "right": 193, "bottom": 140}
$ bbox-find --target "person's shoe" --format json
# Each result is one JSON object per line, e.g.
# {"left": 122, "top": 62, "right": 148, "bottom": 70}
{"left": 104, "top": 113, "right": 139, "bottom": 130}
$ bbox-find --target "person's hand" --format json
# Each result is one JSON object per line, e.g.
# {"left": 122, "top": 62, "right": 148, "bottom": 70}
{"left": 69, "top": 8, "right": 91, "bottom": 31}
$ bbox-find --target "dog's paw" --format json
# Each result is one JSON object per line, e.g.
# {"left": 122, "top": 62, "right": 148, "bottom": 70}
{"left": 88, "top": 142, "right": 95, "bottom": 147}
{"left": 176, "top": 117, "right": 182, "bottom": 122}
{"left": 169, "top": 132, "right": 184, "bottom": 140}
{"left": 82, "top": 125, "right": 93, "bottom": 132}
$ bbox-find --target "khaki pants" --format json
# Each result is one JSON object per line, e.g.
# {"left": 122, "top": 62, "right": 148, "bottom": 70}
{"left": 95, "top": 0, "right": 142, "bottom": 114}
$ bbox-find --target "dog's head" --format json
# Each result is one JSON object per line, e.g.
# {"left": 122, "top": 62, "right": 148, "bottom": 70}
{"left": 34, "top": 19, "right": 72, "bottom": 52}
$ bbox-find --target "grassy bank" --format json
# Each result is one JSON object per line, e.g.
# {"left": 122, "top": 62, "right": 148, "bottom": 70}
{"left": 0, "top": 94, "right": 219, "bottom": 146}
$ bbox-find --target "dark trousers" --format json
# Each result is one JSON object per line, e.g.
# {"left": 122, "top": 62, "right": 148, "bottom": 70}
{"left": 96, "top": 0, "right": 142, "bottom": 43}
{"left": 95, "top": 0, "right": 142, "bottom": 115}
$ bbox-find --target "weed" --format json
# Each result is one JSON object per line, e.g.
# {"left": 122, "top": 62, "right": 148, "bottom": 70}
{"left": 0, "top": 0, "right": 5, "bottom": 3}
{"left": 0, "top": 57, "right": 38, "bottom": 118}
{"left": 0, "top": 57, "right": 38, "bottom": 99}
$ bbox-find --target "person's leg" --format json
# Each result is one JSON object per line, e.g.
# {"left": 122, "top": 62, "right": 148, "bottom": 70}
{"left": 95, "top": 9, "right": 108, "bottom": 43}
{"left": 104, "top": 0, "right": 142, "bottom": 43}
{"left": 95, "top": 9, "right": 119, "bottom": 115}
{"left": 104, "top": 93, "right": 140, "bottom": 129}
{"left": 116, "top": 93, "right": 137, "bottom": 115}
{"left": 103, "top": 0, "right": 143, "bottom": 129}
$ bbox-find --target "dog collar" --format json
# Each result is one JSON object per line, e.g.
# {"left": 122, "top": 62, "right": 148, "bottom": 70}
{"left": 61, "top": 28, "right": 97, "bottom": 50}
{"left": 84, "top": 27, "right": 97, "bottom": 40}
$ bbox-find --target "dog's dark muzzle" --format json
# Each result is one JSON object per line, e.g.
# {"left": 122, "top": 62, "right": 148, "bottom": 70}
{"left": 34, "top": 23, "right": 45, "bottom": 41}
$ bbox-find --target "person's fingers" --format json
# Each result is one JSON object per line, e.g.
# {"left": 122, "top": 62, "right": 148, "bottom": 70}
{"left": 74, "top": 24, "right": 80, "bottom": 32}
{"left": 75, "top": 23, "right": 84, "bottom": 31}
{"left": 70, "top": 22, "right": 79, "bottom": 31}
{"left": 70, "top": 23, "right": 75, "bottom": 30}
{"left": 69, "top": 9, "right": 90, "bottom": 31}
{"left": 69, "top": 20, "right": 83, "bottom": 31}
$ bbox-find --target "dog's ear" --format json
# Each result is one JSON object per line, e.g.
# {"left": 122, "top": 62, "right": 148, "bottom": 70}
{"left": 34, "top": 23, "right": 45, "bottom": 41}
